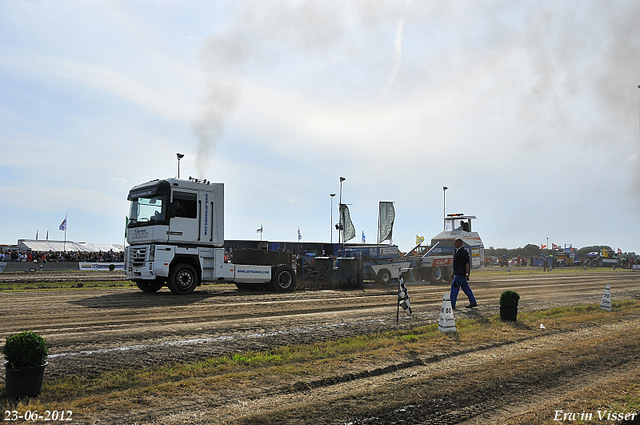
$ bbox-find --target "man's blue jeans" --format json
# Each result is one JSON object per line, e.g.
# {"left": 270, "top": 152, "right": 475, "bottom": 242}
{"left": 450, "top": 275, "right": 476, "bottom": 309}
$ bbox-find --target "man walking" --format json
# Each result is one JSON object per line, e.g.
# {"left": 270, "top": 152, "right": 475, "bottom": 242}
{"left": 450, "top": 238, "right": 477, "bottom": 309}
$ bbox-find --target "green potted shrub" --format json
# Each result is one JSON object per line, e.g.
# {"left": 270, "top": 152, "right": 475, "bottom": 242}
{"left": 499, "top": 290, "right": 520, "bottom": 321}
{"left": 3, "top": 331, "right": 49, "bottom": 397}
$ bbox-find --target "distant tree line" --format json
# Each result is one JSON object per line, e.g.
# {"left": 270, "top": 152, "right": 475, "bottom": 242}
{"left": 485, "top": 245, "right": 636, "bottom": 259}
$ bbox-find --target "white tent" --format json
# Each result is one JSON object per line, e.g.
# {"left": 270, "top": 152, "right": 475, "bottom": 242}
{"left": 17, "top": 240, "right": 124, "bottom": 253}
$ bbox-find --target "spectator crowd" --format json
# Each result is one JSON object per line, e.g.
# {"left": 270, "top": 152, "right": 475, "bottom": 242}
{"left": 0, "top": 250, "right": 124, "bottom": 263}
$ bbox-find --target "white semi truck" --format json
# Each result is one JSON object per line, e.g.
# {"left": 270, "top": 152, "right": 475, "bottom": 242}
{"left": 124, "top": 177, "right": 296, "bottom": 294}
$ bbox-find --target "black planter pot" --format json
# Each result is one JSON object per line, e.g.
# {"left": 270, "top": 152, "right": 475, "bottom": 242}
{"left": 500, "top": 307, "right": 518, "bottom": 322}
{"left": 4, "top": 361, "right": 47, "bottom": 397}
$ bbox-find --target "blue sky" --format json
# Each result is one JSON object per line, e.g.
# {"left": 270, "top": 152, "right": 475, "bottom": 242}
{"left": 2, "top": 0, "right": 640, "bottom": 253}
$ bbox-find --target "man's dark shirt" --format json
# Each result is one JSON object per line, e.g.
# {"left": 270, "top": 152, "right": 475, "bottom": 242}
{"left": 453, "top": 247, "right": 470, "bottom": 277}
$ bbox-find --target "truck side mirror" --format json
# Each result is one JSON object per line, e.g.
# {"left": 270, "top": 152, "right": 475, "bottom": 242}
{"left": 167, "top": 203, "right": 176, "bottom": 218}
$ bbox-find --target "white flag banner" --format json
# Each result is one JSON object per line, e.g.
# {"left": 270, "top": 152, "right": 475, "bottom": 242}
{"left": 340, "top": 204, "right": 356, "bottom": 242}
{"left": 378, "top": 201, "right": 395, "bottom": 243}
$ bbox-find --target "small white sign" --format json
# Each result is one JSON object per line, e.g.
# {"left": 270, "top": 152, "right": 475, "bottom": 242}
{"left": 600, "top": 284, "right": 612, "bottom": 312}
{"left": 438, "top": 293, "right": 457, "bottom": 333}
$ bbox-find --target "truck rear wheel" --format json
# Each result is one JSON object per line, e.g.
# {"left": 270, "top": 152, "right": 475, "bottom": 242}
{"left": 168, "top": 264, "right": 198, "bottom": 295}
{"left": 136, "top": 279, "right": 164, "bottom": 293}
{"left": 430, "top": 266, "right": 445, "bottom": 283}
{"left": 375, "top": 268, "right": 392, "bottom": 286}
{"left": 270, "top": 265, "right": 296, "bottom": 292}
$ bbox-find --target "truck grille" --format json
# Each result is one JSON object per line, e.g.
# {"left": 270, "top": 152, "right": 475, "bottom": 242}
{"left": 130, "top": 247, "right": 148, "bottom": 266}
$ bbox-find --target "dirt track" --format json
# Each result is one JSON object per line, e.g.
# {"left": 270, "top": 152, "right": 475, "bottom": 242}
{"left": 2, "top": 269, "right": 640, "bottom": 424}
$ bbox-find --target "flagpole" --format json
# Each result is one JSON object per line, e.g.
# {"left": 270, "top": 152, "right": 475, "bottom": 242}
{"left": 377, "top": 202, "right": 380, "bottom": 245}
{"left": 396, "top": 277, "right": 400, "bottom": 325}
{"left": 330, "top": 193, "right": 335, "bottom": 244}
{"left": 338, "top": 177, "right": 345, "bottom": 253}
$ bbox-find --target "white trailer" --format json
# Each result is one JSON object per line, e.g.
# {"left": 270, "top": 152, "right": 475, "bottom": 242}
{"left": 125, "top": 178, "right": 295, "bottom": 294}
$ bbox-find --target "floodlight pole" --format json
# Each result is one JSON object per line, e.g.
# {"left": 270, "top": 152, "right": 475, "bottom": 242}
{"left": 330, "top": 193, "right": 336, "bottom": 244}
{"left": 443, "top": 186, "right": 448, "bottom": 230}
{"left": 176, "top": 153, "right": 184, "bottom": 178}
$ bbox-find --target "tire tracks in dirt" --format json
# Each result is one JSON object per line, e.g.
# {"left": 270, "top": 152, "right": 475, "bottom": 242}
{"left": 182, "top": 317, "right": 640, "bottom": 425}
{"left": 1, "top": 271, "right": 639, "bottom": 381}
{"left": 3, "top": 270, "right": 639, "bottom": 424}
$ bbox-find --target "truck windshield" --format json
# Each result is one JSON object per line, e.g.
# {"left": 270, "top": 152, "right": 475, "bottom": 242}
{"left": 129, "top": 196, "right": 167, "bottom": 225}
{"left": 445, "top": 219, "right": 470, "bottom": 232}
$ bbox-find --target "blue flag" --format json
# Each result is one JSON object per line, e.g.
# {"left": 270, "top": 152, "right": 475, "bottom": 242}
{"left": 59, "top": 216, "right": 67, "bottom": 231}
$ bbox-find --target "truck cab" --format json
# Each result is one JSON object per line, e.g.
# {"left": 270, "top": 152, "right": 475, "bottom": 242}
{"left": 125, "top": 178, "right": 295, "bottom": 294}
{"left": 403, "top": 213, "right": 484, "bottom": 283}
{"left": 429, "top": 214, "right": 484, "bottom": 269}
{"left": 127, "top": 178, "right": 224, "bottom": 247}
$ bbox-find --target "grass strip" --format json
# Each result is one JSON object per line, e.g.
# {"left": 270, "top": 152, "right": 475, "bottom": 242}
{"left": 473, "top": 266, "right": 635, "bottom": 278}
{"left": 505, "top": 369, "right": 640, "bottom": 425}
{"left": 0, "top": 280, "right": 235, "bottom": 292}
{"left": 0, "top": 281, "right": 134, "bottom": 292}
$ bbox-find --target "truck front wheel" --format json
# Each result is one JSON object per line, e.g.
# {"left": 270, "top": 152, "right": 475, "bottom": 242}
{"left": 430, "top": 266, "right": 445, "bottom": 283}
{"left": 270, "top": 265, "right": 296, "bottom": 292}
{"left": 168, "top": 264, "right": 198, "bottom": 295}
{"left": 376, "top": 268, "right": 392, "bottom": 286}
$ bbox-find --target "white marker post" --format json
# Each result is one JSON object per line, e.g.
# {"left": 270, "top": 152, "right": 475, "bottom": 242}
{"left": 438, "top": 293, "right": 456, "bottom": 333}
{"left": 600, "top": 284, "right": 612, "bottom": 312}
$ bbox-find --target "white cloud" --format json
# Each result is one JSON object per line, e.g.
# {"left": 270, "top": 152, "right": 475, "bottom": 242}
{"left": 1, "top": 52, "right": 201, "bottom": 123}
